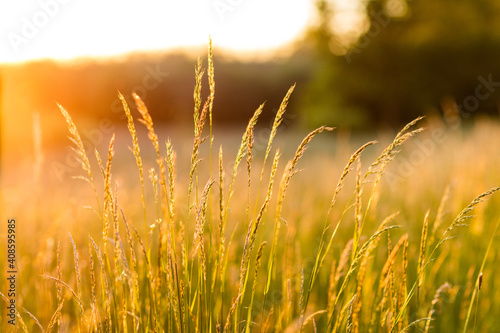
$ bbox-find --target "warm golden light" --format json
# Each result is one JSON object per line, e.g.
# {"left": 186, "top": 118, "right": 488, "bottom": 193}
{"left": 0, "top": 0, "right": 315, "bottom": 63}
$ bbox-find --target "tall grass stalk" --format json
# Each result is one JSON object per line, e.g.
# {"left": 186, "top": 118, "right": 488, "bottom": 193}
{"left": 463, "top": 216, "right": 500, "bottom": 332}
{"left": 13, "top": 43, "right": 497, "bottom": 333}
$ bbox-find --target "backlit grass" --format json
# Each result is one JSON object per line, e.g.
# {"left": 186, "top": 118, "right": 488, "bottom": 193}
{"left": 1, "top": 43, "right": 500, "bottom": 332}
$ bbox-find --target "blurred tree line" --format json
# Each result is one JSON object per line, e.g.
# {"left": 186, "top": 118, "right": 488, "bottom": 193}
{"left": 2, "top": 0, "right": 500, "bottom": 138}
{"left": 302, "top": 0, "right": 500, "bottom": 128}
{"left": 1, "top": 53, "right": 312, "bottom": 146}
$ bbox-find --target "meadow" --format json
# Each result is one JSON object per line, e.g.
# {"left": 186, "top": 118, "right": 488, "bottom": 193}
{"left": 1, "top": 45, "right": 500, "bottom": 332}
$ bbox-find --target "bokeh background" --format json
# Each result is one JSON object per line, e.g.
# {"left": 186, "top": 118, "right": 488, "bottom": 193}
{"left": 1, "top": 0, "right": 500, "bottom": 173}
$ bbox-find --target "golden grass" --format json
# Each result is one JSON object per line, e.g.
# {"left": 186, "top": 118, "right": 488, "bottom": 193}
{"left": 2, "top": 44, "right": 500, "bottom": 332}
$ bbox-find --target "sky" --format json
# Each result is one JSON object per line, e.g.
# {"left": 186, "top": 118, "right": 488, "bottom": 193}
{"left": 0, "top": 0, "right": 314, "bottom": 63}
{"left": 0, "top": 0, "right": 365, "bottom": 64}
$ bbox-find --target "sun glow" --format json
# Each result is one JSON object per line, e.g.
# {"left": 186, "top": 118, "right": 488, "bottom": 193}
{"left": 0, "top": 0, "right": 315, "bottom": 64}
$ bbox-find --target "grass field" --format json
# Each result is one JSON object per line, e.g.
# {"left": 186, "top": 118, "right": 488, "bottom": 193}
{"left": 1, "top": 45, "right": 500, "bottom": 332}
